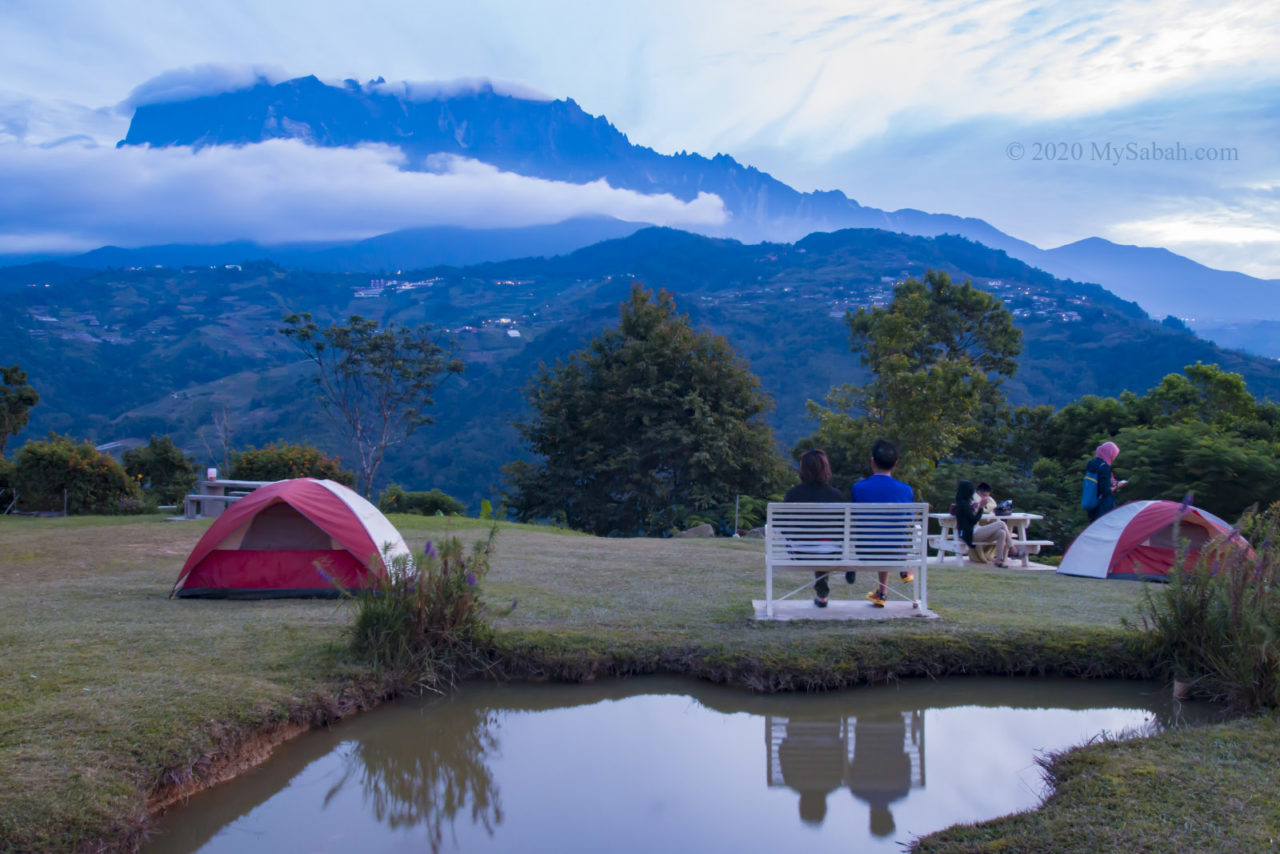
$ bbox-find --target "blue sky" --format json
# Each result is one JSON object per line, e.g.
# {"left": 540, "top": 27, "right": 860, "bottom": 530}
{"left": 1, "top": 0, "right": 1278, "bottom": 276}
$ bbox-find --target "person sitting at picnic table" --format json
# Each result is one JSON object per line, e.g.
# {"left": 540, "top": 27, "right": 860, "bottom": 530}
{"left": 952, "top": 479, "right": 1013, "bottom": 567}
{"left": 850, "top": 438, "right": 915, "bottom": 607}
{"left": 975, "top": 482, "right": 997, "bottom": 515}
{"left": 784, "top": 448, "right": 847, "bottom": 608}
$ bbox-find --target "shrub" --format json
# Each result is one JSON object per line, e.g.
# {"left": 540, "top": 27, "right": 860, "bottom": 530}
{"left": 348, "top": 527, "right": 501, "bottom": 692}
{"left": 13, "top": 433, "right": 141, "bottom": 514}
{"left": 229, "top": 441, "right": 355, "bottom": 486}
{"left": 116, "top": 495, "right": 148, "bottom": 515}
{"left": 685, "top": 493, "right": 775, "bottom": 536}
{"left": 123, "top": 435, "right": 198, "bottom": 504}
{"left": 378, "top": 484, "right": 466, "bottom": 516}
{"left": 1136, "top": 505, "right": 1280, "bottom": 713}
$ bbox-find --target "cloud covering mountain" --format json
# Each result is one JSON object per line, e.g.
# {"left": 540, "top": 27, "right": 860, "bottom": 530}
{"left": 0, "top": 137, "right": 724, "bottom": 253}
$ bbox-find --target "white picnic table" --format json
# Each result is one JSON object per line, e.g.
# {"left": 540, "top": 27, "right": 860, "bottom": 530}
{"left": 928, "top": 512, "right": 1052, "bottom": 567}
{"left": 182, "top": 479, "right": 275, "bottom": 519}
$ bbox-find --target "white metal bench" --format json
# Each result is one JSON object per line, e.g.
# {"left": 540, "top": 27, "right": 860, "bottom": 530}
{"left": 764, "top": 502, "right": 930, "bottom": 618}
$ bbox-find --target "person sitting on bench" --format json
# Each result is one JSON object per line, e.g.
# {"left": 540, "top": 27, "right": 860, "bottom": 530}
{"left": 784, "top": 448, "right": 847, "bottom": 608}
{"left": 850, "top": 439, "right": 915, "bottom": 607}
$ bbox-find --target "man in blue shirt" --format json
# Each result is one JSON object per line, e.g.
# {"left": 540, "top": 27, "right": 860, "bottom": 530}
{"left": 850, "top": 438, "right": 915, "bottom": 606}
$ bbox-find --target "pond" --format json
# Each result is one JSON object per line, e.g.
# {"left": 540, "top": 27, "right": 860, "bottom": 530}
{"left": 143, "top": 677, "right": 1212, "bottom": 853}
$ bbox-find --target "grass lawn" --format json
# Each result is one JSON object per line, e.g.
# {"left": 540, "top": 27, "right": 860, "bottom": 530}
{"left": 1, "top": 514, "right": 1274, "bottom": 851}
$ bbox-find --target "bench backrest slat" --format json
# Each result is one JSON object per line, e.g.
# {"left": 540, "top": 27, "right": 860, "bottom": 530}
{"left": 765, "top": 502, "right": 929, "bottom": 567}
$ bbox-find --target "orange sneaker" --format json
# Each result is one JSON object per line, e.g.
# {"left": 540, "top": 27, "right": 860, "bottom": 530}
{"left": 865, "top": 589, "right": 887, "bottom": 607}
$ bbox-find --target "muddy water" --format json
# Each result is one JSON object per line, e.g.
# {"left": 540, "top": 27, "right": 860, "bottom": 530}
{"left": 143, "top": 678, "right": 1212, "bottom": 853}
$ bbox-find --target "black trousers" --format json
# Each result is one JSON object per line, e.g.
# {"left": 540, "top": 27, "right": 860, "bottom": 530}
{"left": 815, "top": 571, "right": 831, "bottom": 598}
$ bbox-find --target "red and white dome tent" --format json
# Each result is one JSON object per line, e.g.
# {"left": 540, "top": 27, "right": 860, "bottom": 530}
{"left": 1057, "top": 499, "right": 1249, "bottom": 580}
{"left": 171, "top": 478, "right": 411, "bottom": 598}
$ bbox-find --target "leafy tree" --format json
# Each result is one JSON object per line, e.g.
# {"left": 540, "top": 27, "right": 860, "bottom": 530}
{"left": 1037, "top": 393, "right": 1140, "bottom": 462}
{"left": 1139, "top": 361, "right": 1259, "bottom": 427}
{"left": 1033, "top": 363, "right": 1280, "bottom": 540}
{"left": 14, "top": 433, "right": 140, "bottom": 514}
{"left": 230, "top": 441, "right": 356, "bottom": 486}
{"left": 1113, "top": 422, "right": 1280, "bottom": 519}
{"left": 505, "top": 284, "right": 787, "bottom": 536}
{"left": 123, "top": 435, "right": 199, "bottom": 505}
{"left": 280, "top": 314, "right": 462, "bottom": 497}
{"left": 0, "top": 365, "right": 39, "bottom": 458}
{"left": 797, "top": 270, "right": 1022, "bottom": 485}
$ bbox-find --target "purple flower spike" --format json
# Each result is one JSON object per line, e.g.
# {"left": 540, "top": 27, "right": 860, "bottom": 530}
{"left": 423, "top": 540, "right": 437, "bottom": 559}
{"left": 466, "top": 572, "right": 477, "bottom": 586}
{"left": 1178, "top": 492, "right": 1194, "bottom": 516}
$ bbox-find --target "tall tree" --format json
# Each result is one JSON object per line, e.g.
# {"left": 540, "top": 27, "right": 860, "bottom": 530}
{"left": 798, "top": 270, "right": 1022, "bottom": 485}
{"left": 280, "top": 314, "right": 462, "bottom": 497}
{"left": 506, "top": 284, "right": 787, "bottom": 536}
{"left": 0, "top": 365, "right": 39, "bottom": 458}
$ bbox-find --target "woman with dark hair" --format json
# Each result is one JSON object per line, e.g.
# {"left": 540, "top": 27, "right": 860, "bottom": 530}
{"left": 785, "top": 449, "right": 847, "bottom": 608}
{"left": 952, "top": 479, "right": 1013, "bottom": 568}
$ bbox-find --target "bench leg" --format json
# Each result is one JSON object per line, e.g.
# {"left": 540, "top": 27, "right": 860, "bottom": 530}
{"left": 765, "top": 566, "right": 774, "bottom": 618}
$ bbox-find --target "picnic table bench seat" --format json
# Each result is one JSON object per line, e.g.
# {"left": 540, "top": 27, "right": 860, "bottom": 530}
{"left": 764, "top": 502, "right": 930, "bottom": 618}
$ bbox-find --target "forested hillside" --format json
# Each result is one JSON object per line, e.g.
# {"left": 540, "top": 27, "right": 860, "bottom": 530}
{"left": 5, "top": 227, "right": 1278, "bottom": 508}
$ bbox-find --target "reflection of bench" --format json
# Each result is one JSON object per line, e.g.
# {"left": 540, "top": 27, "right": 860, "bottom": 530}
{"left": 764, "top": 503, "right": 930, "bottom": 617}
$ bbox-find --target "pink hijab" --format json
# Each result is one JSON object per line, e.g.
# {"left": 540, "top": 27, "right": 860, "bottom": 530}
{"left": 1096, "top": 441, "right": 1120, "bottom": 465}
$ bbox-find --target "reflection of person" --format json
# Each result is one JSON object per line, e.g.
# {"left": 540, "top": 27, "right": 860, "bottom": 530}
{"left": 953, "top": 480, "right": 1012, "bottom": 567}
{"left": 850, "top": 438, "right": 915, "bottom": 606}
{"left": 777, "top": 718, "right": 846, "bottom": 825}
{"left": 1085, "top": 441, "right": 1124, "bottom": 522}
{"left": 784, "top": 449, "right": 848, "bottom": 608}
{"left": 846, "top": 712, "right": 912, "bottom": 838}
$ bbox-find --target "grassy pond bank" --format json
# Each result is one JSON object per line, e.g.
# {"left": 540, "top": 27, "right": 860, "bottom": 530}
{"left": 2, "top": 514, "right": 1277, "bottom": 852}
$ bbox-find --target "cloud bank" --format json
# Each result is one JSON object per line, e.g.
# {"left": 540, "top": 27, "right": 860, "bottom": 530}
{"left": 367, "top": 77, "right": 554, "bottom": 103}
{"left": 0, "top": 140, "right": 725, "bottom": 253}
{"left": 117, "top": 63, "right": 291, "bottom": 112}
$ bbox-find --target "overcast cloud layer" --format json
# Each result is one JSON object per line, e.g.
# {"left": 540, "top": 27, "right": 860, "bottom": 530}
{"left": 0, "top": 0, "right": 1277, "bottom": 274}
{"left": 0, "top": 141, "right": 725, "bottom": 253}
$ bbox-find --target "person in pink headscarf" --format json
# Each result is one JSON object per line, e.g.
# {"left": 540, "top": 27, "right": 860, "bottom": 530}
{"left": 1084, "top": 441, "right": 1126, "bottom": 521}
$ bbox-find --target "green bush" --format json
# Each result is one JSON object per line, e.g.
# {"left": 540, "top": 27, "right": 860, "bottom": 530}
{"left": 229, "top": 441, "right": 355, "bottom": 486}
{"left": 13, "top": 434, "right": 141, "bottom": 514}
{"left": 685, "top": 493, "right": 776, "bottom": 536}
{"left": 348, "top": 527, "right": 500, "bottom": 691}
{"left": 123, "top": 435, "right": 198, "bottom": 505}
{"left": 1136, "top": 505, "right": 1280, "bottom": 713}
{"left": 378, "top": 484, "right": 466, "bottom": 516}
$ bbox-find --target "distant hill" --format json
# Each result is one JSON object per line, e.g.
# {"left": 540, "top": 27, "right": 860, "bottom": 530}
{"left": 8, "top": 226, "right": 1279, "bottom": 508}
{"left": 1030, "top": 237, "right": 1280, "bottom": 321}
{"left": 4, "top": 217, "right": 650, "bottom": 274}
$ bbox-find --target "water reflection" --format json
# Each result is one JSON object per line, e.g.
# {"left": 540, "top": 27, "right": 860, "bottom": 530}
{"left": 770, "top": 710, "right": 923, "bottom": 835}
{"left": 324, "top": 706, "right": 503, "bottom": 850}
{"left": 144, "top": 678, "right": 1220, "bottom": 854}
